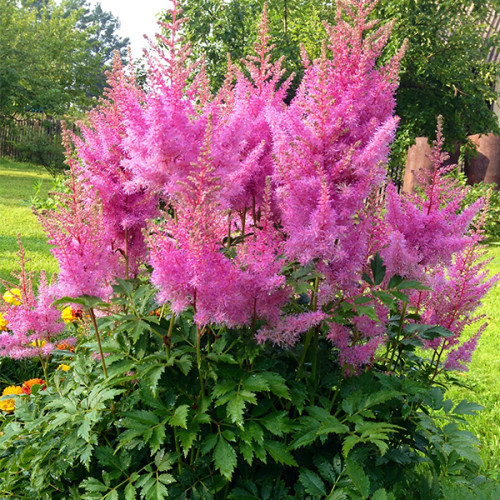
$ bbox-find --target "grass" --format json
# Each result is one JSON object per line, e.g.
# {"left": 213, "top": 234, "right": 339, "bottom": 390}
{"left": 0, "top": 157, "right": 58, "bottom": 284}
{"left": 0, "top": 156, "right": 499, "bottom": 474}
{"left": 446, "top": 244, "right": 500, "bottom": 476}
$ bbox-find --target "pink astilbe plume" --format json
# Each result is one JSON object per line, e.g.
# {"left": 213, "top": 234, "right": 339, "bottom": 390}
{"left": 269, "top": 0, "right": 405, "bottom": 294}
{"left": 0, "top": 240, "right": 65, "bottom": 360}
{"left": 36, "top": 146, "right": 118, "bottom": 300}
{"left": 69, "top": 55, "right": 159, "bottom": 276}
{"left": 207, "top": 4, "right": 293, "bottom": 214}
{"left": 236, "top": 179, "right": 290, "bottom": 327}
{"left": 122, "top": 1, "right": 207, "bottom": 194}
{"left": 415, "top": 206, "right": 499, "bottom": 370}
{"left": 148, "top": 123, "right": 249, "bottom": 327}
{"left": 382, "top": 119, "right": 482, "bottom": 284}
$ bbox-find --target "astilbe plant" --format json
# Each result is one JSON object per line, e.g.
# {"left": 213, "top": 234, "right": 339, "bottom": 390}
{"left": 0, "top": 238, "right": 65, "bottom": 360}
{"left": 2, "top": 1, "right": 500, "bottom": 498}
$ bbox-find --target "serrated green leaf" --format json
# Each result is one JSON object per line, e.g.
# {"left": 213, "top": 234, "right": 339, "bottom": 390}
{"left": 453, "top": 399, "right": 484, "bottom": 415}
{"left": 370, "top": 252, "right": 386, "bottom": 285}
{"left": 125, "top": 483, "right": 137, "bottom": 500}
{"left": 346, "top": 459, "right": 370, "bottom": 498}
{"left": 355, "top": 305, "right": 379, "bottom": 321}
{"left": 374, "top": 291, "right": 396, "bottom": 308}
{"left": 342, "top": 435, "right": 360, "bottom": 457}
{"left": 372, "top": 488, "right": 388, "bottom": 500}
{"left": 260, "top": 411, "right": 293, "bottom": 437}
{"left": 214, "top": 436, "right": 237, "bottom": 479}
{"left": 227, "top": 394, "right": 246, "bottom": 426}
{"left": 299, "top": 468, "right": 327, "bottom": 497}
{"left": 389, "top": 290, "right": 409, "bottom": 302}
{"left": 396, "top": 280, "right": 429, "bottom": 290}
{"left": 317, "top": 416, "right": 350, "bottom": 436}
{"left": 170, "top": 404, "right": 189, "bottom": 428}
{"left": 326, "top": 491, "right": 348, "bottom": 500}
{"left": 387, "top": 274, "right": 404, "bottom": 289}
{"left": 362, "top": 272, "right": 374, "bottom": 285}
{"left": 242, "top": 373, "right": 271, "bottom": 392}
{"left": 354, "top": 296, "right": 372, "bottom": 304}
{"left": 261, "top": 372, "right": 290, "bottom": 399}
{"left": 201, "top": 433, "right": 218, "bottom": 455}
{"left": 82, "top": 477, "right": 107, "bottom": 493}
{"left": 264, "top": 440, "right": 297, "bottom": 466}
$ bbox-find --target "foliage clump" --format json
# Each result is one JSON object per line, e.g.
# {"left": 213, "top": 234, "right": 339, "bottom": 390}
{"left": 0, "top": 1, "right": 498, "bottom": 498}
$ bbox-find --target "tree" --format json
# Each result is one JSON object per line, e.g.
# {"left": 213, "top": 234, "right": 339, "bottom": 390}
{"left": 172, "top": 0, "right": 500, "bottom": 161}
{"left": 66, "top": 0, "right": 130, "bottom": 94}
{"left": 0, "top": 0, "right": 129, "bottom": 118}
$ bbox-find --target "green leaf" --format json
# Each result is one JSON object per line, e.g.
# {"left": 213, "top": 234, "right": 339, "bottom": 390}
{"left": 396, "top": 280, "right": 430, "bottom": 290}
{"left": 317, "top": 416, "right": 350, "bottom": 436}
{"left": 346, "top": 459, "right": 370, "bottom": 498}
{"left": 362, "top": 272, "right": 374, "bottom": 286}
{"left": 261, "top": 372, "right": 290, "bottom": 399}
{"left": 242, "top": 373, "right": 271, "bottom": 392}
{"left": 453, "top": 400, "right": 484, "bottom": 415}
{"left": 201, "top": 433, "right": 219, "bottom": 455}
{"left": 299, "top": 468, "right": 327, "bottom": 497}
{"left": 374, "top": 291, "right": 396, "bottom": 308}
{"left": 389, "top": 290, "right": 409, "bottom": 303}
{"left": 342, "top": 435, "right": 360, "bottom": 457}
{"left": 370, "top": 252, "right": 386, "bottom": 285}
{"left": 354, "top": 296, "right": 372, "bottom": 305}
{"left": 264, "top": 441, "right": 297, "bottom": 466}
{"left": 326, "top": 491, "right": 348, "bottom": 500}
{"left": 355, "top": 305, "right": 378, "bottom": 321}
{"left": 125, "top": 483, "right": 137, "bottom": 500}
{"left": 214, "top": 436, "right": 237, "bottom": 479}
{"left": 227, "top": 394, "right": 247, "bottom": 427}
{"left": 260, "top": 411, "right": 293, "bottom": 437}
{"left": 170, "top": 404, "right": 189, "bottom": 428}
{"left": 82, "top": 477, "right": 108, "bottom": 493}
{"left": 387, "top": 274, "right": 404, "bottom": 289}
{"left": 372, "top": 488, "right": 388, "bottom": 500}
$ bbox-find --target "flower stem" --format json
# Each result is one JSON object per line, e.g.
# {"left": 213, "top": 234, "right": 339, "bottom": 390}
{"left": 196, "top": 325, "right": 206, "bottom": 399}
{"left": 89, "top": 307, "right": 108, "bottom": 379}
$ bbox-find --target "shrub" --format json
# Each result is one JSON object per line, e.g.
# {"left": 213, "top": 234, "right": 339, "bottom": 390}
{"left": 0, "top": 1, "right": 498, "bottom": 498}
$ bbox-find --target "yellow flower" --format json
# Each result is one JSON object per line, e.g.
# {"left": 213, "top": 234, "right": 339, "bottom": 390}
{"left": 3, "top": 289, "right": 21, "bottom": 306}
{"left": 0, "top": 385, "right": 23, "bottom": 413}
{"left": 30, "top": 339, "right": 46, "bottom": 348}
{"left": 61, "top": 306, "right": 80, "bottom": 324}
{"left": 57, "top": 364, "right": 71, "bottom": 372}
{"left": 0, "top": 313, "right": 8, "bottom": 331}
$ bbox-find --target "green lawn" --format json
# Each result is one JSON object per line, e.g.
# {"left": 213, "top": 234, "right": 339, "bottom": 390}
{"left": 0, "top": 156, "right": 499, "bottom": 475}
{"left": 0, "top": 157, "right": 58, "bottom": 284}
{"left": 446, "top": 244, "right": 500, "bottom": 476}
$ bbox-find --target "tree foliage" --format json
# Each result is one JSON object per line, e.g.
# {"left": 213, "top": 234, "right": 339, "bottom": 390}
{"left": 0, "top": 0, "right": 129, "bottom": 117}
{"left": 173, "top": 0, "right": 500, "bottom": 153}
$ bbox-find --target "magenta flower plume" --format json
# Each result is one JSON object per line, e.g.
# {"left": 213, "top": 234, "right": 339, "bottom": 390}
{"left": 0, "top": 241, "right": 65, "bottom": 360}
{"left": 36, "top": 147, "right": 118, "bottom": 300}
{"left": 69, "top": 55, "right": 159, "bottom": 277}
{"left": 269, "top": 0, "right": 404, "bottom": 289}
{"left": 148, "top": 123, "right": 249, "bottom": 326}
{"left": 382, "top": 120, "right": 482, "bottom": 283}
{"left": 122, "top": 1, "right": 207, "bottom": 194}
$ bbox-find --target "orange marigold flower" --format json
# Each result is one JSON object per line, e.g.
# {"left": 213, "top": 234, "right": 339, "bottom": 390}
{"left": 57, "top": 364, "right": 71, "bottom": 372}
{"left": 56, "top": 341, "right": 75, "bottom": 352}
{"left": 22, "top": 378, "right": 46, "bottom": 395}
{"left": 0, "top": 385, "right": 23, "bottom": 413}
{"left": 0, "top": 312, "right": 8, "bottom": 331}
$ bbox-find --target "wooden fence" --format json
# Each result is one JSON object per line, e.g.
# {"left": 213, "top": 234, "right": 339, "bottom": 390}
{"left": 0, "top": 116, "right": 77, "bottom": 174}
